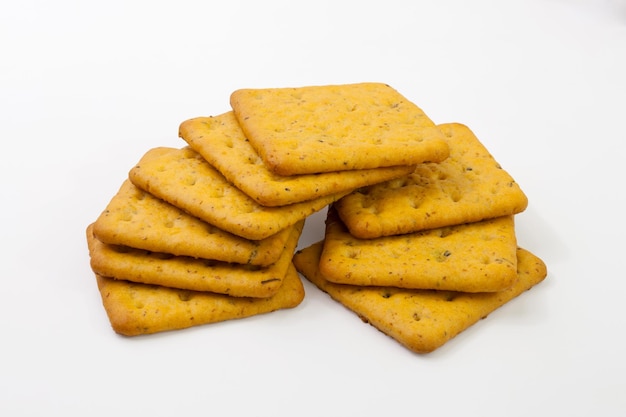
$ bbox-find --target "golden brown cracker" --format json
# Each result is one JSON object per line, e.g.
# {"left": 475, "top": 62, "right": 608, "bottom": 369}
{"left": 87, "top": 221, "right": 303, "bottom": 297}
{"left": 229, "top": 82, "right": 449, "bottom": 176}
{"left": 94, "top": 263, "right": 305, "bottom": 337}
{"left": 179, "top": 112, "right": 416, "bottom": 207}
{"left": 293, "top": 241, "right": 547, "bottom": 354}
{"left": 334, "top": 122, "right": 528, "bottom": 238}
{"left": 128, "top": 146, "right": 349, "bottom": 240}
{"left": 92, "top": 180, "right": 292, "bottom": 266}
{"left": 320, "top": 207, "right": 518, "bottom": 292}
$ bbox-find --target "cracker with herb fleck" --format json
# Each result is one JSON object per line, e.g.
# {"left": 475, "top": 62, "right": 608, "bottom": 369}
{"left": 334, "top": 123, "right": 528, "bottom": 239}
{"left": 293, "top": 241, "right": 547, "bottom": 354}
{"left": 87, "top": 220, "right": 303, "bottom": 297}
{"left": 93, "top": 180, "right": 293, "bottom": 266}
{"left": 229, "top": 82, "right": 450, "bottom": 176}
{"left": 128, "top": 147, "right": 349, "bottom": 240}
{"left": 94, "top": 263, "right": 305, "bottom": 337}
{"left": 320, "top": 207, "right": 518, "bottom": 292}
{"left": 179, "top": 112, "right": 416, "bottom": 207}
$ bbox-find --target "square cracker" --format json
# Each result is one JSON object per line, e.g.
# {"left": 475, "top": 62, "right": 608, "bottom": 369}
{"left": 229, "top": 82, "right": 450, "bottom": 176}
{"left": 93, "top": 180, "right": 292, "bottom": 266}
{"left": 334, "top": 123, "right": 528, "bottom": 239}
{"left": 128, "top": 147, "right": 349, "bottom": 240}
{"left": 95, "top": 263, "right": 305, "bottom": 337}
{"left": 87, "top": 220, "right": 303, "bottom": 297}
{"left": 179, "top": 112, "right": 416, "bottom": 207}
{"left": 320, "top": 207, "right": 518, "bottom": 293}
{"left": 293, "top": 241, "right": 547, "bottom": 354}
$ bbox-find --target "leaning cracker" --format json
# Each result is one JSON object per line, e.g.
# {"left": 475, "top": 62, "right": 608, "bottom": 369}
{"left": 335, "top": 123, "right": 528, "bottom": 238}
{"left": 95, "top": 263, "right": 305, "bottom": 337}
{"left": 93, "top": 180, "right": 292, "bottom": 266}
{"left": 179, "top": 112, "right": 416, "bottom": 207}
{"left": 230, "top": 82, "right": 450, "bottom": 176}
{"left": 128, "top": 147, "right": 349, "bottom": 240}
{"left": 320, "top": 207, "right": 518, "bottom": 292}
{"left": 293, "top": 241, "right": 547, "bottom": 354}
{"left": 87, "top": 221, "right": 303, "bottom": 297}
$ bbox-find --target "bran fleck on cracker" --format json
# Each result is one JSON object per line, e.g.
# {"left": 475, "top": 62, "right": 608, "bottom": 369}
{"left": 230, "top": 82, "right": 450, "bottom": 176}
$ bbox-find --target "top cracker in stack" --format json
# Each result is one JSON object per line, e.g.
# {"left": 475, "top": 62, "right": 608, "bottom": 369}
{"left": 228, "top": 82, "right": 450, "bottom": 176}
{"left": 334, "top": 122, "right": 529, "bottom": 238}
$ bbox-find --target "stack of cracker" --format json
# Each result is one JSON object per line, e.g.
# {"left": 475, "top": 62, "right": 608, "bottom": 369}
{"left": 87, "top": 82, "right": 444, "bottom": 336}
{"left": 86, "top": 169, "right": 308, "bottom": 336}
{"left": 86, "top": 82, "right": 547, "bottom": 353}
{"left": 292, "top": 122, "right": 547, "bottom": 353}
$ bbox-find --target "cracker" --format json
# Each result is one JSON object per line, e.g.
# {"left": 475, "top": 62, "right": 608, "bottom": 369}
{"left": 179, "top": 112, "right": 416, "bottom": 207}
{"left": 320, "top": 207, "right": 518, "bottom": 292}
{"left": 128, "top": 146, "right": 349, "bottom": 240}
{"left": 87, "top": 221, "right": 303, "bottom": 297}
{"left": 229, "top": 82, "right": 450, "bottom": 176}
{"left": 293, "top": 241, "right": 547, "bottom": 354}
{"left": 334, "top": 123, "right": 528, "bottom": 238}
{"left": 92, "top": 180, "right": 292, "bottom": 266}
{"left": 94, "top": 263, "right": 305, "bottom": 337}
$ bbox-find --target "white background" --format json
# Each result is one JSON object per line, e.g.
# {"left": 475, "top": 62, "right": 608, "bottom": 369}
{"left": 2, "top": 0, "right": 625, "bottom": 416}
